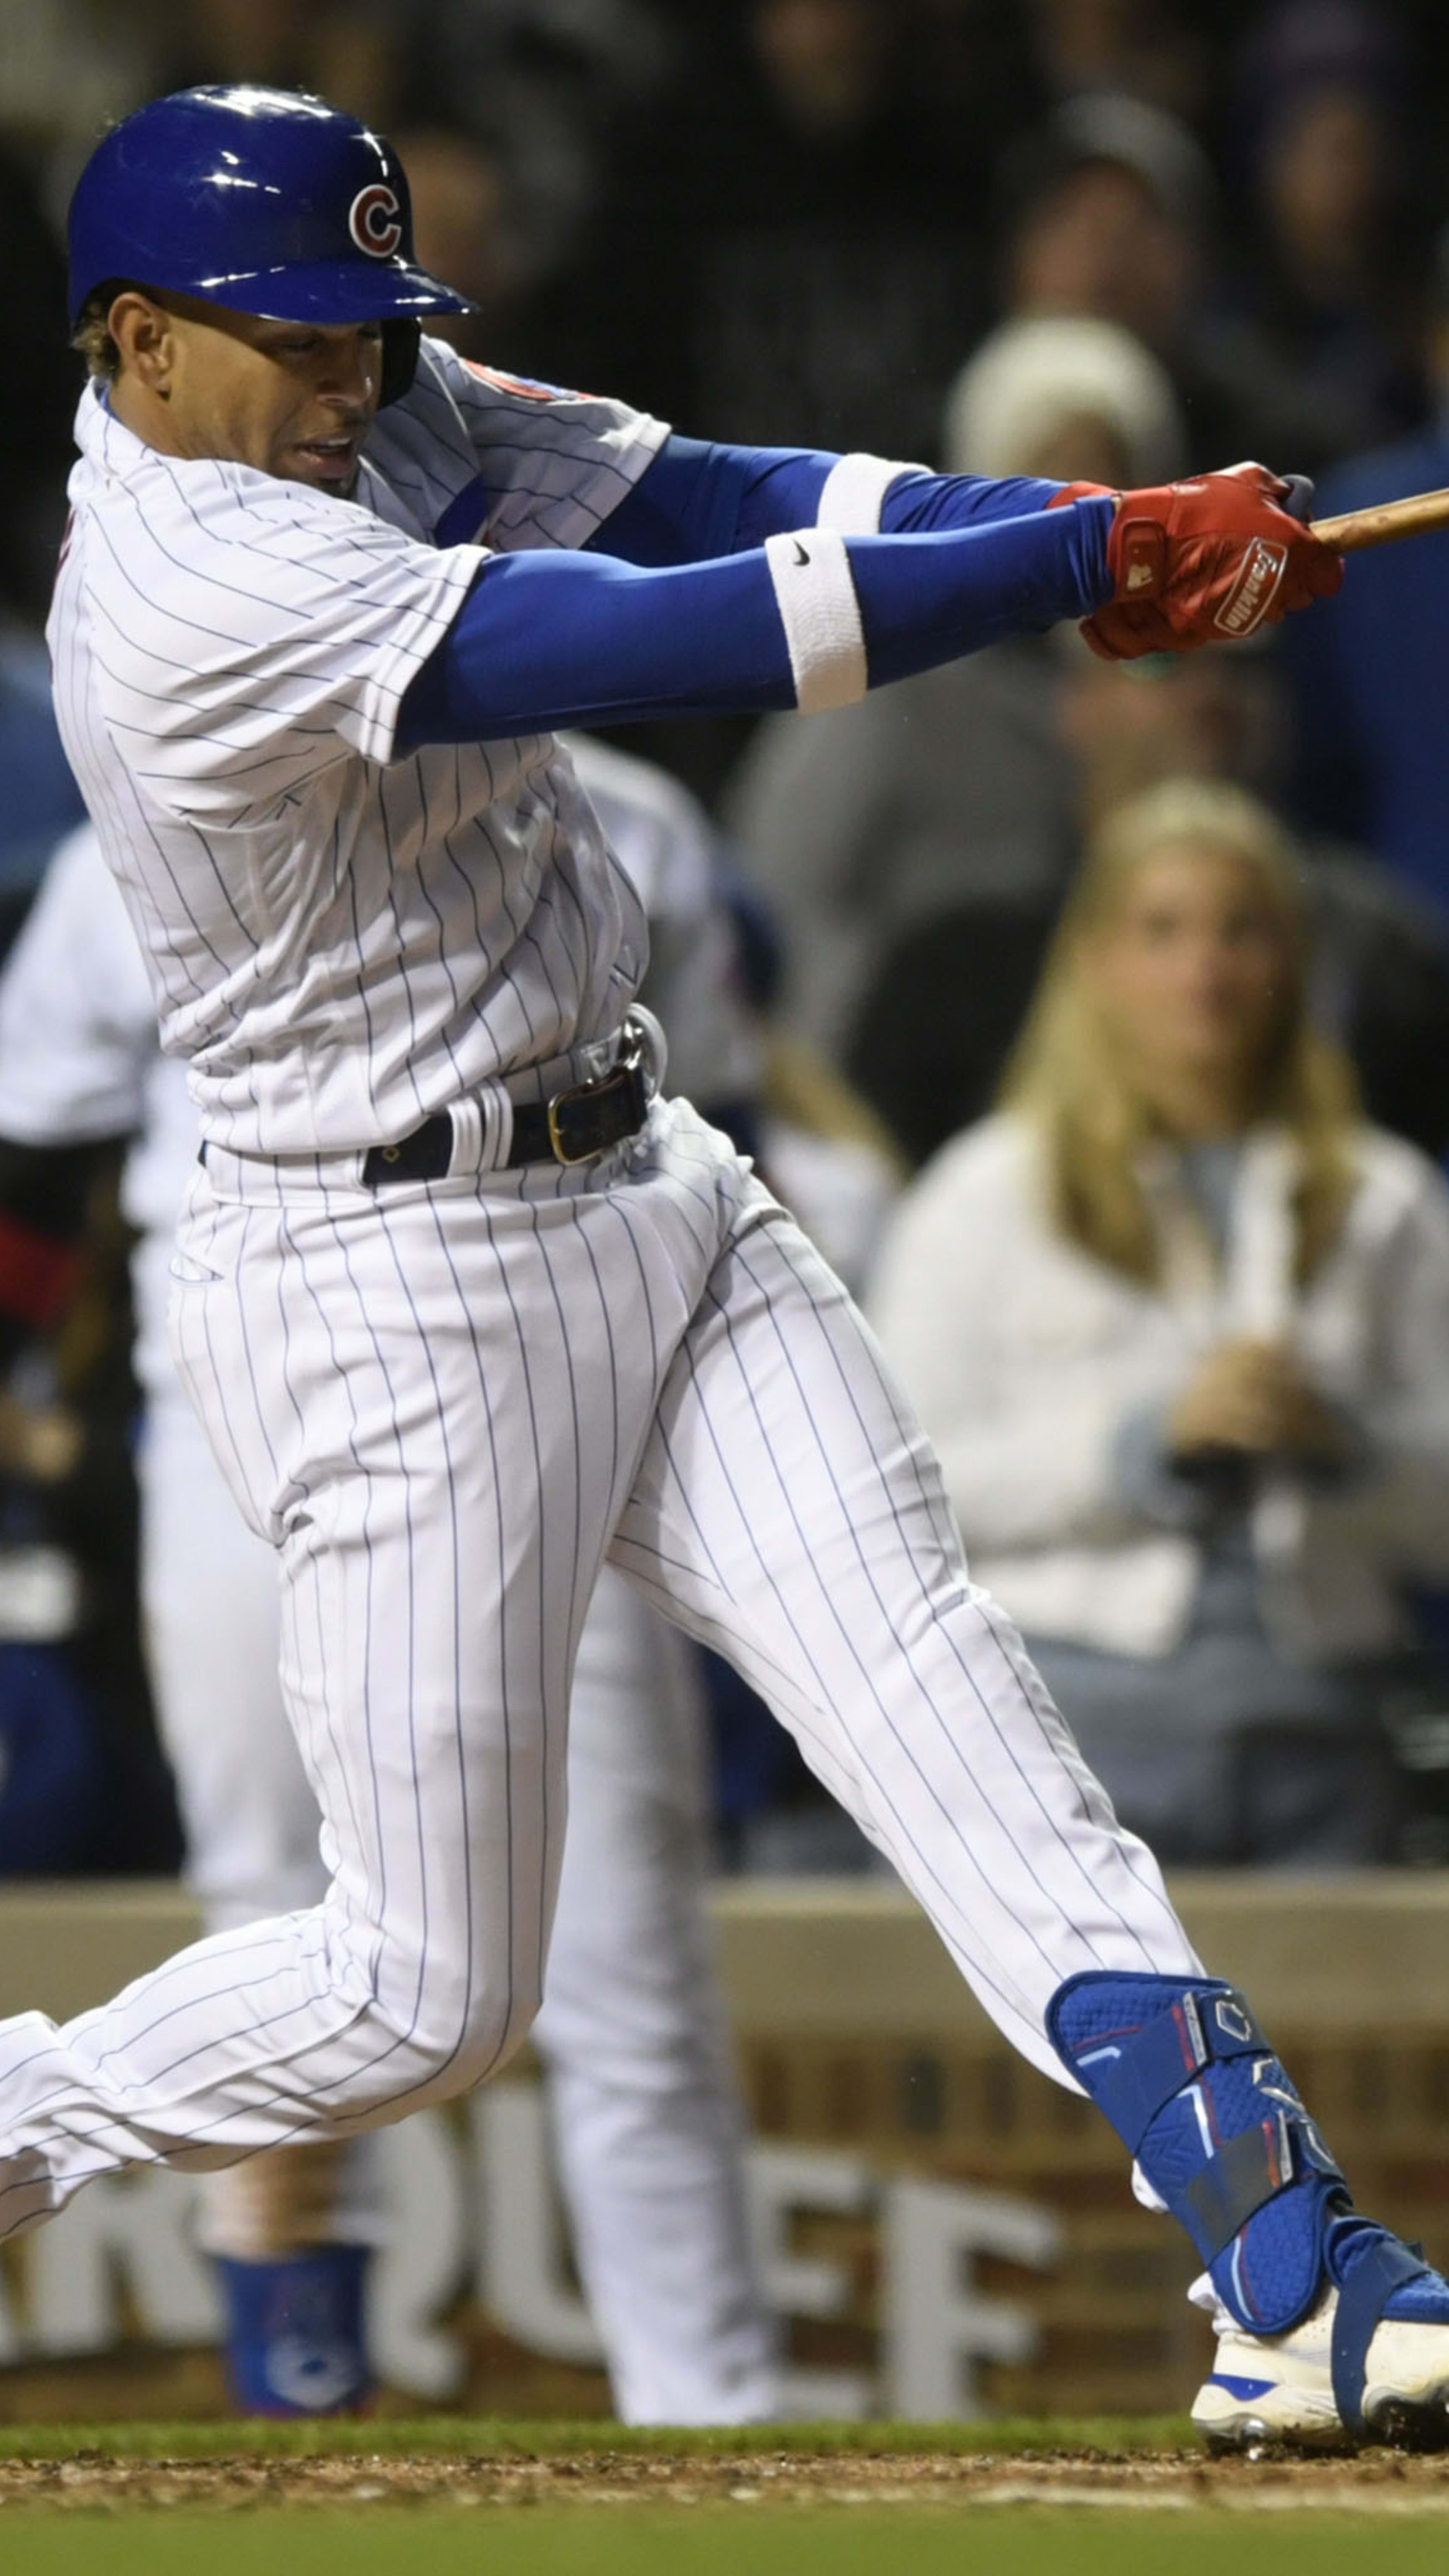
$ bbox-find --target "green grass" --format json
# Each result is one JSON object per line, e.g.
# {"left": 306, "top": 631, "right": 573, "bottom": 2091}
{"left": 0, "top": 2513, "right": 1446, "bottom": 2576}
{"left": 0, "top": 2418, "right": 1441, "bottom": 2575}
{"left": 0, "top": 2414, "right": 1193, "bottom": 2460}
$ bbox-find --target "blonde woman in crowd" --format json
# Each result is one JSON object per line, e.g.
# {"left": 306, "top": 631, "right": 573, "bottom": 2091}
{"left": 868, "top": 779, "right": 1449, "bottom": 1864}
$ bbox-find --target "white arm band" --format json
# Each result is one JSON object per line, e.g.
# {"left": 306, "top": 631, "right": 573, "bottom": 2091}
{"left": 763, "top": 527, "right": 868, "bottom": 714}
{"left": 816, "top": 451, "right": 924, "bottom": 536}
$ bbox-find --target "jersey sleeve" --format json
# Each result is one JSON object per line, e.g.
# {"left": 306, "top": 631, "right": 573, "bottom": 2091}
{"left": 84, "top": 450, "right": 486, "bottom": 822}
{"left": 0, "top": 824, "right": 154, "bottom": 1142}
{"left": 399, "top": 336, "right": 670, "bottom": 554}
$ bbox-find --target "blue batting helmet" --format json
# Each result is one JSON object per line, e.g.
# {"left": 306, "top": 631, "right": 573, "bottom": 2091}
{"left": 67, "top": 86, "right": 476, "bottom": 402}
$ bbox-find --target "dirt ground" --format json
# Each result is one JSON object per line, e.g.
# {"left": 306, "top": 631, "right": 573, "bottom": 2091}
{"left": 2, "top": 2445, "right": 1448, "bottom": 2514}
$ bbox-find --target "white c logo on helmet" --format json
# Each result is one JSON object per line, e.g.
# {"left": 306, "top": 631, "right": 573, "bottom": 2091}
{"left": 348, "top": 183, "right": 403, "bottom": 259}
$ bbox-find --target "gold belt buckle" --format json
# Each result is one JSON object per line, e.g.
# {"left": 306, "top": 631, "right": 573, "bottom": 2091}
{"left": 545, "top": 1027, "right": 646, "bottom": 1167}
{"left": 545, "top": 1066, "right": 612, "bottom": 1166}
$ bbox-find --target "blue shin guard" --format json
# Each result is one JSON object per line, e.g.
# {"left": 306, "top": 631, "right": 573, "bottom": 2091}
{"left": 214, "top": 2243, "right": 372, "bottom": 2418}
{"left": 1047, "top": 1972, "right": 1449, "bottom": 2434}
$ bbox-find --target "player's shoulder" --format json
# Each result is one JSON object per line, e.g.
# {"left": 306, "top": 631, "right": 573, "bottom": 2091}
{"left": 396, "top": 336, "right": 623, "bottom": 448}
{"left": 72, "top": 385, "right": 402, "bottom": 557}
{"left": 74, "top": 431, "right": 433, "bottom": 669}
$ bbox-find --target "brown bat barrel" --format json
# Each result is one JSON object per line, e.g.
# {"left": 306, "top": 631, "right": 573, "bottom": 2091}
{"left": 1312, "top": 486, "right": 1449, "bottom": 552}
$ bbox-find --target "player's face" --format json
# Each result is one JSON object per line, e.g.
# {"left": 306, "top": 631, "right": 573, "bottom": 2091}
{"left": 111, "top": 293, "right": 384, "bottom": 495}
{"left": 1090, "top": 846, "right": 1292, "bottom": 1097}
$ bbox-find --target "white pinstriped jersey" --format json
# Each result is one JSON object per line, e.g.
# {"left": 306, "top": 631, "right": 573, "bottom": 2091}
{"left": 46, "top": 338, "right": 668, "bottom": 1157}
{"left": 0, "top": 737, "right": 750, "bottom": 1230}
{"left": 0, "top": 739, "right": 752, "bottom": 1377}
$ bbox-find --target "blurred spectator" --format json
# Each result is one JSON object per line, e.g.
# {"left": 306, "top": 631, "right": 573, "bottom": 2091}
{"left": 1283, "top": 218, "right": 1449, "bottom": 928}
{"left": 397, "top": 0, "right": 679, "bottom": 296}
{"left": 698, "top": 874, "right": 906, "bottom": 1874}
{"left": 722, "top": 882, "right": 905, "bottom": 1301}
{"left": 1201, "top": 3, "right": 1430, "bottom": 475}
{"left": 868, "top": 778, "right": 1449, "bottom": 1866}
{"left": 0, "top": 138, "right": 82, "bottom": 626}
{"left": 1002, "top": 92, "right": 1210, "bottom": 346}
{"left": 885, "top": 1, "right": 1050, "bottom": 195}
{"left": 0, "top": 0, "right": 161, "bottom": 169}
{"left": 1026, "top": 0, "right": 1211, "bottom": 121}
{"left": 943, "top": 304, "right": 1185, "bottom": 487}
{"left": 156, "top": 0, "right": 399, "bottom": 130}
{"left": 843, "top": 635, "right": 1449, "bottom": 1172}
{"left": 544, "top": 1, "right": 984, "bottom": 459}
{"left": 727, "top": 315, "right": 1185, "bottom": 1061}
{"left": 0, "top": 624, "right": 86, "bottom": 917}
{"left": 389, "top": 126, "right": 522, "bottom": 362}
{"left": 0, "top": 1131, "right": 180, "bottom": 1876}
{"left": 995, "top": 92, "right": 1252, "bottom": 461}
{"left": 1056, "top": 650, "right": 1449, "bottom": 1162}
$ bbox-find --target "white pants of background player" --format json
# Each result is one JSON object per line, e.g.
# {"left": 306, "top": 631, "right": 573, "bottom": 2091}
{"left": 0, "top": 1091, "right": 1199, "bottom": 2270}
{"left": 137, "top": 1232, "right": 776, "bottom": 2427}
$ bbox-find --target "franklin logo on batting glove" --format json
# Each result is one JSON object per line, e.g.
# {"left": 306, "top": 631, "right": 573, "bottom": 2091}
{"left": 1215, "top": 536, "right": 1289, "bottom": 638}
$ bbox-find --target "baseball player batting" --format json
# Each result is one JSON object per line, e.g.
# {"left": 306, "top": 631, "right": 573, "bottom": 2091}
{"left": 0, "top": 767, "right": 777, "bottom": 2424}
{"left": 14, "top": 82, "right": 1449, "bottom": 2449}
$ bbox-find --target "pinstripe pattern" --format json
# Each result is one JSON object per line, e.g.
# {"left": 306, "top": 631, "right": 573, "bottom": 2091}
{"left": 7, "top": 339, "right": 1208, "bottom": 2247}
{"left": 0, "top": 1099, "right": 1198, "bottom": 2235}
{"left": 0, "top": 808, "right": 778, "bottom": 2403}
{"left": 45, "top": 342, "right": 666, "bottom": 1160}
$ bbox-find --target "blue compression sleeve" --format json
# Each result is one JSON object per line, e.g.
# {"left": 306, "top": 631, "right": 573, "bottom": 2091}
{"left": 432, "top": 435, "right": 830, "bottom": 562}
{"left": 576, "top": 433, "right": 1069, "bottom": 566}
{"left": 395, "top": 497, "right": 1112, "bottom": 748}
{"left": 880, "top": 468, "right": 1069, "bottom": 531}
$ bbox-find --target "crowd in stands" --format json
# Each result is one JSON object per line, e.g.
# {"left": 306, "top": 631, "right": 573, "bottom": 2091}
{"left": 5, "top": 0, "right": 1449, "bottom": 1874}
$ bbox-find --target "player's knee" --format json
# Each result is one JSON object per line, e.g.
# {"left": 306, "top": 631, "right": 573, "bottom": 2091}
{"left": 396, "top": 1948, "right": 546, "bottom": 2100}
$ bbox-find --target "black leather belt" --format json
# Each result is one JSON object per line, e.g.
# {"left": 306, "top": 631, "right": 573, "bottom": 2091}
{"left": 362, "top": 1037, "right": 649, "bottom": 1187}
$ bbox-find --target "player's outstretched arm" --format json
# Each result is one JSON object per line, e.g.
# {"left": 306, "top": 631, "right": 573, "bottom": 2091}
{"left": 587, "top": 435, "right": 1076, "bottom": 559}
{"left": 434, "top": 433, "right": 1070, "bottom": 567}
{"left": 399, "top": 467, "right": 1340, "bottom": 750}
{"left": 398, "top": 498, "right": 1115, "bottom": 747}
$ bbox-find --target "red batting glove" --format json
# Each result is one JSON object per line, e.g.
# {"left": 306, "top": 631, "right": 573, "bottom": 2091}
{"left": 1048, "top": 464, "right": 1343, "bottom": 661}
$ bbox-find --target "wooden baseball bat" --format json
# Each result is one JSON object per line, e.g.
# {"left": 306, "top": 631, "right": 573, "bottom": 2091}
{"left": 1312, "top": 486, "right": 1449, "bottom": 552}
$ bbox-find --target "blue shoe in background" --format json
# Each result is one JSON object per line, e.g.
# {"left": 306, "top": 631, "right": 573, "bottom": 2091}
{"left": 214, "top": 2243, "right": 372, "bottom": 2417}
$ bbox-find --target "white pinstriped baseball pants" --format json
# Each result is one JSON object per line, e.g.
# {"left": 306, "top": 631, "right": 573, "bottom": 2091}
{"left": 0, "top": 1097, "right": 1198, "bottom": 2241}
{"left": 138, "top": 1336, "right": 777, "bottom": 2423}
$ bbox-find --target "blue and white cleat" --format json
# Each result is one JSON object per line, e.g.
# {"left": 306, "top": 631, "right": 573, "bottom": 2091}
{"left": 1194, "top": 2279, "right": 1449, "bottom": 2449}
{"left": 1046, "top": 1972, "right": 1449, "bottom": 2453}
{"left": 1193, "top": 2265, "right": 1449, "bottom": 2450}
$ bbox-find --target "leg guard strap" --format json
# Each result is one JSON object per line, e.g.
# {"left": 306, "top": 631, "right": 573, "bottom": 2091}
{"left": 1184, "top": 2108, "right": 1299, "bottom": 2264}
{"left": 1331, "top": 2231, "right": 1432, "bottom": 2435}
{"left": 1070, "top": 1984, "right": 1273, "bottom": 2154}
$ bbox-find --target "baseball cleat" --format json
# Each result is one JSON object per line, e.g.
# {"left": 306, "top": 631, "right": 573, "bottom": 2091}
{"left": 1194, "top": 2279, "right": 1449, "bottom": 2451}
